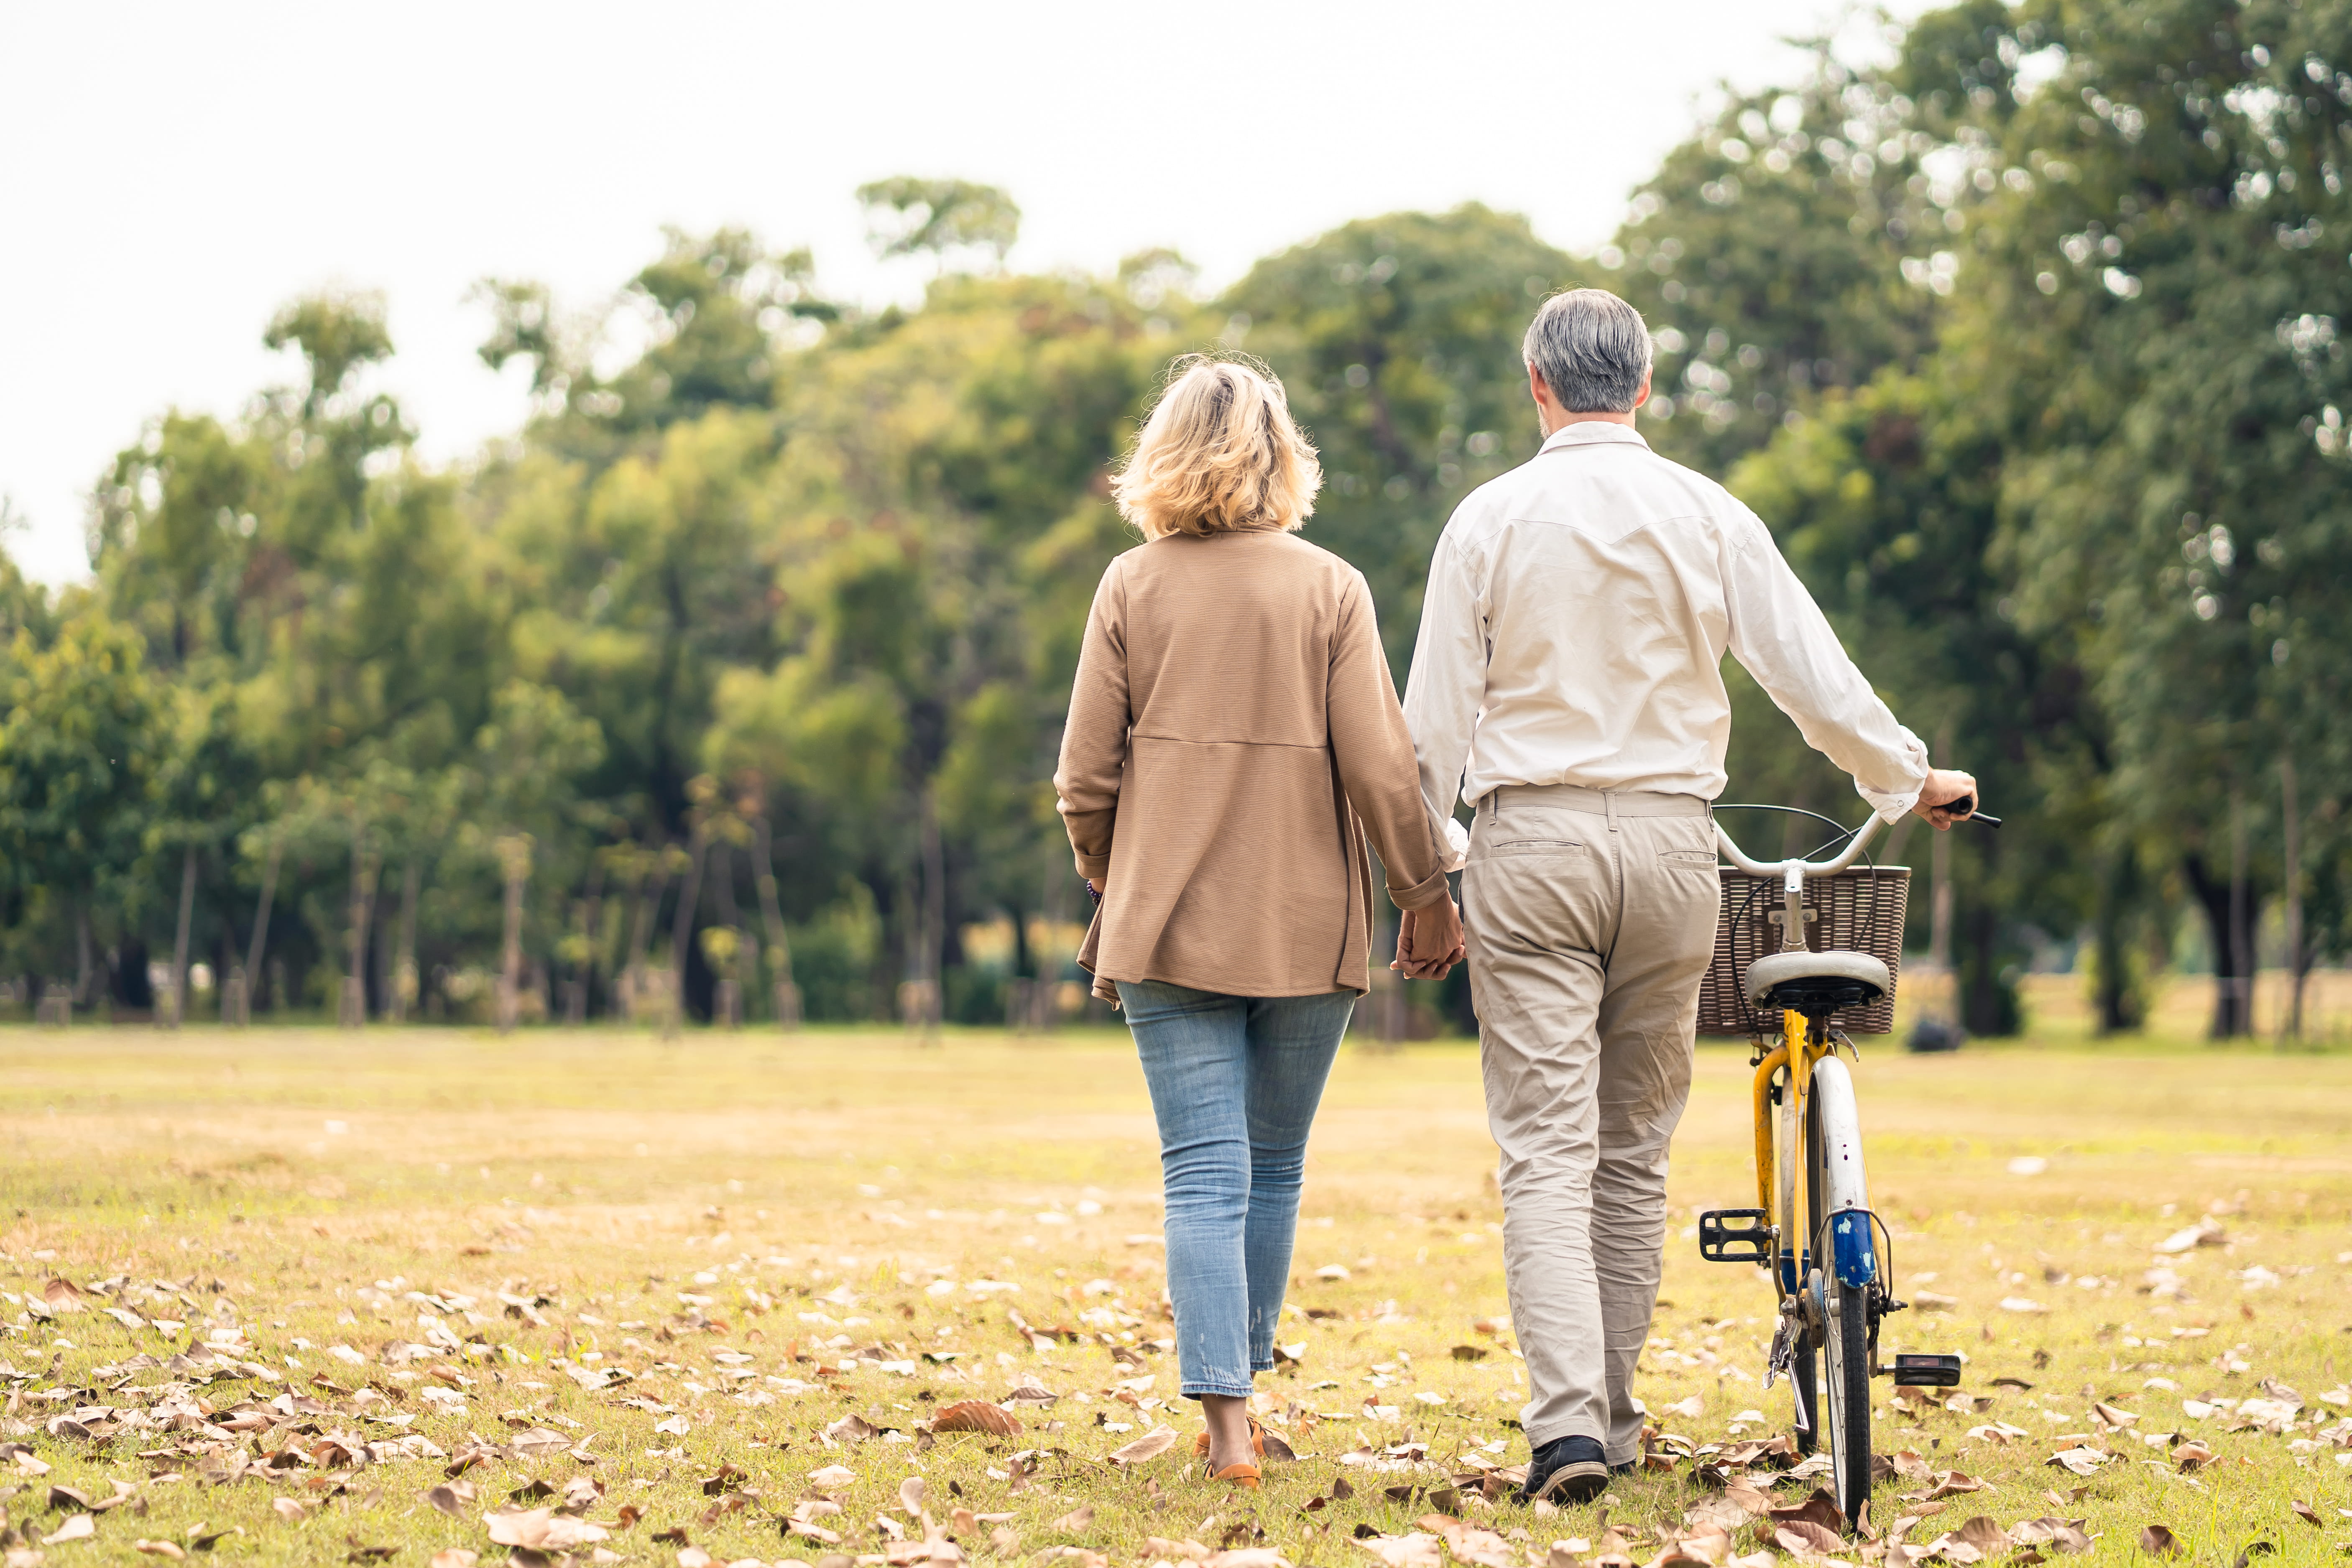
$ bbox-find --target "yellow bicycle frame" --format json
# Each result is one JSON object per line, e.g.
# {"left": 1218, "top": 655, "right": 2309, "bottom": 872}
{"left": 1752, "top": 1007, "right": 1831, "bottom": 1298}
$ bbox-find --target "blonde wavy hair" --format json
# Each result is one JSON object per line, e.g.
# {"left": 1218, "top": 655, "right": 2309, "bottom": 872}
{"left": 1110, "top": 355, "right": 1322, "bottom": 539}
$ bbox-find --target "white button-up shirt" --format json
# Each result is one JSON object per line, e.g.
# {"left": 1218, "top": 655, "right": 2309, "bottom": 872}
{"left": 1402, "top": 421, "right": 1928, "bottom": 861}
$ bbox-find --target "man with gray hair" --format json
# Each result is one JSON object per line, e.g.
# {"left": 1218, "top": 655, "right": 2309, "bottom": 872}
{"left": 1397, "top": 287, "right": 1978, "bottom": 1504}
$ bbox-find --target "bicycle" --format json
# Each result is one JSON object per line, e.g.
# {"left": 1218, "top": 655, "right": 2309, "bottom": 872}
{"left": 1692, "top": 798, "right": 1998, "bottom": 1527}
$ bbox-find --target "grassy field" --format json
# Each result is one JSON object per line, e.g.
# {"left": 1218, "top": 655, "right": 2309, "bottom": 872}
{"left": 0, "top": 1025, "right": 2347, "bottom": 1566}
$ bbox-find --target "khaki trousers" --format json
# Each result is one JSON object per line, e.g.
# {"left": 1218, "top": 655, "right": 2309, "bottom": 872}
{"left": 1462, "top": 784, "right": 1720, "bottom": 1464}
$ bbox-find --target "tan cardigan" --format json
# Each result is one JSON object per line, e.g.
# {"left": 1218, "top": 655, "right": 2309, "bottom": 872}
{"left": 1054, "top": 530, "right": 1454, "bottom": 1002}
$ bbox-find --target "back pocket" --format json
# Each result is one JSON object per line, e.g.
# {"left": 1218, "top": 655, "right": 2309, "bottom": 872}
{"left": 1486, "top": 837, "right": 1584, "bottom": 856}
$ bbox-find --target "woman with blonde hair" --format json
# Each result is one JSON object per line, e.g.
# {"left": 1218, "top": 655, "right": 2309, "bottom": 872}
{"left": 1055, "top": 355, "right": 1464, "bottom": 1488}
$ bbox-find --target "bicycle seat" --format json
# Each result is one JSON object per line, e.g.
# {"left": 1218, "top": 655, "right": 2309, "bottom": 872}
{"left": 1744, "top": 949, "right": 1891, "bottom": 1014}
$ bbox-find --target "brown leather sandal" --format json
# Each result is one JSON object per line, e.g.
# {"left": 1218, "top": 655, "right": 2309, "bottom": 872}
{"left": 1208, "top": 1460, "right": 1261, "bottom": 1490}
{"left": 1193, "top": 1418, "right": 1268, "bottom": 1458}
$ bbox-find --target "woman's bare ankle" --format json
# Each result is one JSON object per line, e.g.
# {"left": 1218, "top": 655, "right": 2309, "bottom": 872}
{"left": 1199, "top": 1392, "right": 1254, "bottom": 1469}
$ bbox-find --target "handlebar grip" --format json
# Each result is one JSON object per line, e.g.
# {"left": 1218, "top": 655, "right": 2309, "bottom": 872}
{"left": 1946, "top": 794, "right": 2003, "bottom": 829}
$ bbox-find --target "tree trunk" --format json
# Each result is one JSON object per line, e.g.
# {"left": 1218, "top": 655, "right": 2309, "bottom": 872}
{"left": 2182, "top": 851, "right": 2251, "bottom": 1038}
{"left": 625, "top": 860, "right": 670, "bottom": 1024}
{"left": 341, "top": 820, "right": 376, "bottom": 1030}
{"left": 2281, "top": 753, "right": 2305, "bottom": 1044}
{"left": 2093, "top": 846, "right": 2143, "bottom": 1034}
{"left": 495, "top": 833, "right": 532, "bottom": 1033}
{"left": 166, "top": 844, "right": 197, "bottom": 1029}
{"left": 668, "top": 830, "right": 709, "bottom": 1035}
{"left": 74, "top": 901, "right": 93, "bottom": 1007}
{"left": 706, "top": 838, "right": 742, "bottom": 1028}
{"left": 916, "top": 787, "right": 945, "bottom": 1040}
{"left": 2228, "top": 786, "right": 2252, "bottom": 1037}
{"left": 1010, "top": 899, "right": 1033, "bottom": 985}
{"left": 568, "top": 856, "right": 605, "bottom": 1026}
{"left": 391, "top": 859, "right": 419, "bottom": 1024}
{"left": 237, "top": 838, "right": 283, "bottom": 1027}
{"left": 751, "top": 815, "right": 800, "bottom": 1031}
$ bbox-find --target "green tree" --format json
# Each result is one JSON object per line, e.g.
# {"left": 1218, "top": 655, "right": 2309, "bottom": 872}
{"left": 1597, "top": 46, "right": 1955, "bottom": 477}
{"left": 858, "top": 177, "right": 1022, "bottom": 271}
{"left": 1222, "top": 204, "right": 1577, "bottom": 674}
{"left": 0, "top": 614, "right": 163, "bottom": 1001}
{"left": 1933, "top": 0, "right": 2352, "bottom": 1035}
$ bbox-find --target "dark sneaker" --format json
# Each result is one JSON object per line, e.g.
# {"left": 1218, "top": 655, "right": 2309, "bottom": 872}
{"left": 1517, "top": 1435, "right": 1610, "bottom": 1504}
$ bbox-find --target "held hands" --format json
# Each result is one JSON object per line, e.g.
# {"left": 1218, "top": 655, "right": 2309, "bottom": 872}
{"left": 1391, "top": 898, "right": 1466, "bottom": 982}
{"left": 1911, "top": 767, "right": 1981, "bottom": 831}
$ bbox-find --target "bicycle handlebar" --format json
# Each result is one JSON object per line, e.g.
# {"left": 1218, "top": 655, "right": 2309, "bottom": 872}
{"left": 1714, "top": 811, "right": 1887, "bottom": 881}
{"left": 1715, "top": 796, "right": 2001, "bottom": 880}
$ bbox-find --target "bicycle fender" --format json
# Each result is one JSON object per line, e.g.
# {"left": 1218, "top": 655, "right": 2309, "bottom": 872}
{"left": 1810, "top": 1056, "right": 1878, "bottom": 1289}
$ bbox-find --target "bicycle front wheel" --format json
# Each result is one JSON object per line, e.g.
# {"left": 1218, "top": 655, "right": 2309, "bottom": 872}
{"left": 1806, "top": 1057, "right": 1877, "bottom": 1525}
{"left": 1816, "top": 1269, "right": 1872, "bottom": 1522}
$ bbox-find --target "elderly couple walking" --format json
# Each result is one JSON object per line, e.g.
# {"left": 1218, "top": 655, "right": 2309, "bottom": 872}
{"left": 1052, "top": 289, "right": 1977, "bottom": 1501}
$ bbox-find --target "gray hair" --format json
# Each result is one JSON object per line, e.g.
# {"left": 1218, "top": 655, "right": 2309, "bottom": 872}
{"left": 1522, "top": 288, "right": 1653, "bottom": 414}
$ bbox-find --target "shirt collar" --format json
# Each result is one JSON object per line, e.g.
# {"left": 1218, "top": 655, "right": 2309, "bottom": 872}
{"left": 1538, "top": 421, "right": 1651, "bottom": 455}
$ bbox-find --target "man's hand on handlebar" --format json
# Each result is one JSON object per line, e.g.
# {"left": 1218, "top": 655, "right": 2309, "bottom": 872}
{"left": 1912, "top": 768, "right": 1981, "bottom": 831}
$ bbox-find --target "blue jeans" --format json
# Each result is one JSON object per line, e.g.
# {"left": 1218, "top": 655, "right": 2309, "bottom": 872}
{"left": 1117, "top": 979, "right": 1356, "bottom": 1399}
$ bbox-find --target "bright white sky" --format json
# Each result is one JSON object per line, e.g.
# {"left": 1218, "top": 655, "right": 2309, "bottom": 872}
{"left": 0, "top": 1, "right": 1919, "bottom": 586}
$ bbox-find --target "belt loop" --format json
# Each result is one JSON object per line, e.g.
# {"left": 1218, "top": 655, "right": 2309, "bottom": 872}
{"left": 1488, "top": 789, "right": 1500, "bottom": 824}
{"left": 1605, "top": 791, "right": 1620, "bottom": 833}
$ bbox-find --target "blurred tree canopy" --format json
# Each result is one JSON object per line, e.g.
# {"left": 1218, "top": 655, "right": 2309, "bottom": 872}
{"left": 3, "top": 0, "right": 2346, "bottom": 1039}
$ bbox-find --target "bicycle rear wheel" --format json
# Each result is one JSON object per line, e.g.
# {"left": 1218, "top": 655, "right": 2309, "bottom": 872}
{"left": 1790, "top": 1333, "right": 1820, "bottom": 1454}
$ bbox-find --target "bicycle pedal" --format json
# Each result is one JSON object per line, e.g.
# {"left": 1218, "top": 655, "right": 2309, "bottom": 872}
{"left": 1698, "top": 1208, "right": 1776, "bottom": 1264}
{"left": 1890, "top": 1353, "right": 1964, "bottom": 1387}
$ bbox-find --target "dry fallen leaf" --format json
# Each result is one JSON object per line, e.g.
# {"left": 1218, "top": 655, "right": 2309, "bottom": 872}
{"left": 809, "top": 1464, "right": 859, "bottom": 1490}
{"left": 1354, "top": 1534, "right": 1444, "bottom": 1568}
{"left": 271, "top": 1498, "right": 309, "bottom": 1522}
{"left": 1107, "top": 1427, "right": 1179, "bottom": 1465}
{"left": 900, "top": 1477, "right": 929, "bottom": 1514}
{"left": 825, "top": 1414, "right": 881, "bottom": 1443}
{"left": 133, "top": 1545, "right": 186, "bottom": 1562}
{"left": 1053, "top": 1507, "right": 1096, "bottom": 1533}
{"left": 1926, "top": 1471, "right": 1990, "bottom": 1500}
{"left": 1766, "top": 1489, "right": 1847, "bottom": 1536}
{"left": 2291, "top": 1501, "right": 2322, "bottom": 1528}
{"left": 43, "top": 1514, "right": 96, "bottom": 1545}
{"left": 1683, "top": 1497, "right": 1750, "bottom": 1534}
{"left": 932, "top": 1401, "right": 1021, "bottom": 1438}
{"left": 1661, "top": 1395, "right": 1706, "bottom": 1420}
{"left": 1772, "top": 1520, "right": 1843, "bottom": 1558}
{"left": 1205, "top": 1551, "right": 1290, "bottom": 1568}
{"left": 2138, "top": 1524, "right": 2181, "bottom": 1556}
{"left": 1953, "top": 1517, "right": 2010, "bottom": 1555}
{"left": 1144, "top": 1539, "right": 1211, "bottom": 1561}
{"left": 2044, "top": 1448, "right": 2110, "bottom": 1476}
{"left": 486, "top": 1507, "right": 611, "bottom": 1550}
{"left": 2172, "top": 1442, "right": 2216, "bottom": 1473}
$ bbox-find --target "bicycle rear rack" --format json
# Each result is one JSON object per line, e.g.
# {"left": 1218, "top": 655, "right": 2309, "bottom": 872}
{"left": 1698, "top": 1208, "right": 1776, "bottom": 1264}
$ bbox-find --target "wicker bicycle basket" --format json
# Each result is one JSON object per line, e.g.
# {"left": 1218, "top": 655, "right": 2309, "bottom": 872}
{"left": 1696, "top": 865, "right": 1911, "bottom": 1037}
